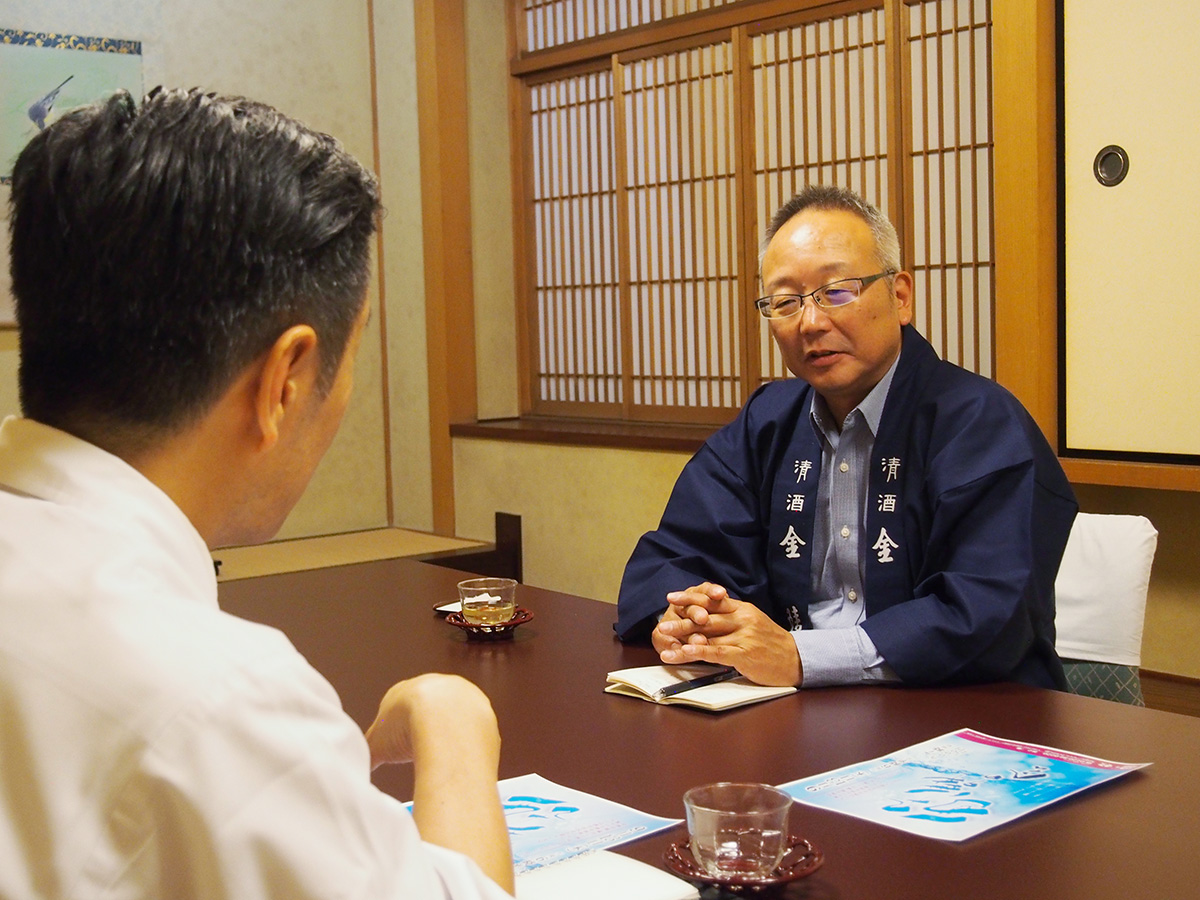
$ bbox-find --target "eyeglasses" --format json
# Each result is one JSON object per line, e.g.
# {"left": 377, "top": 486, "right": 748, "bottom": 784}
{"left": 754, "top": 271, "right": 896, "bottom": 319}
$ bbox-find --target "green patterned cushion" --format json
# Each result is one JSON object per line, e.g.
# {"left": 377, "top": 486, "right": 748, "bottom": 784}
{"left": 1061, "top": 659, "right": 1144, "bottom": 706}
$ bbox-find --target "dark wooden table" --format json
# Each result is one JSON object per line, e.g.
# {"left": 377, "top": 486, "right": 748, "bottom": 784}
{"left": 220, "top": 558, "right": 1200, "bottom": 900}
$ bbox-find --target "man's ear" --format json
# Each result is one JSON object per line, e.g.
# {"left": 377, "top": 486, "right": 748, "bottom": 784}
{"left": 892, "top": 271, "right": 914, "bottom": 326}
{"left": 254, "top": 325, "right": 320, "bottom": 451}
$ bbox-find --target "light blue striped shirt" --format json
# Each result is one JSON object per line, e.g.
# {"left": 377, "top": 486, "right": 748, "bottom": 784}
{"left": 791, "top": 351, "right": 903, "bottom": 687}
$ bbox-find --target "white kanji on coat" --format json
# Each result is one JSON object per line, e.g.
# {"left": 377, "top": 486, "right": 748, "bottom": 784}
{"left": 872, "top": 527, "right": 899, "bottom": 563}
{"left": 881, "top": 457, "right": 902, "bottom": 482}
{"left": 779, "top": 525, "right": 806, "bottom": 559}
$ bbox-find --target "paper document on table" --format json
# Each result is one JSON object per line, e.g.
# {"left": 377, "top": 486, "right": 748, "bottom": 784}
{"left": 515, "top": 850, "right": 698, "bottom": 900}
{"left": 779, "top": 728, "right": 1149, "bottom": 841}
{"left": 499, "top": 773, "right": 681, "bottom": 874}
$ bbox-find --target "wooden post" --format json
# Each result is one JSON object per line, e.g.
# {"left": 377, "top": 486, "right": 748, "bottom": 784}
{"left": 414, "top": 0, "right": 477, "bottom": 533}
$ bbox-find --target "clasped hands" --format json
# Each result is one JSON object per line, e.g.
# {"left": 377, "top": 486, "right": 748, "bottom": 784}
{"left": 651, "top": 582, "right": 803, "bottom": 687}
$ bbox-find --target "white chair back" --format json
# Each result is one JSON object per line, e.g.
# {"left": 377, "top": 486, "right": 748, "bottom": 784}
{"left": 1054, "top": 512, "right": 1157, "bottom": 667}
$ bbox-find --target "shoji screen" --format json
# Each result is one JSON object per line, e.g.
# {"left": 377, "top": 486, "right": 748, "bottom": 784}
{"left": 907, "top": 0, "right": 995, "bottom": 377}
{"left": 618, "top": 41, "right": 744, "bottom": 421}
{"left": 750, "top": 8, "right": 891, "bottom": 383}
{"left": 528, "top": 69, "right": 621, "bottom": 412}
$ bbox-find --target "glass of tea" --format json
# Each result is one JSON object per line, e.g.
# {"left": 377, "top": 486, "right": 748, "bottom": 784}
{"left": 457, "top": 577, "right": 518, "bottom": 625}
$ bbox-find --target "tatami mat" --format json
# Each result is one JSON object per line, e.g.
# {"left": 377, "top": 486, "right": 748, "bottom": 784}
{"left": 212, "top": 528, "right": 486, "bottom": 581}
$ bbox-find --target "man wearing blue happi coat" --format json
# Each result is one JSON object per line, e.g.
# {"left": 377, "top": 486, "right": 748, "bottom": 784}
{"left": 615, "top": 185, "right": 1077, "bottom": 691}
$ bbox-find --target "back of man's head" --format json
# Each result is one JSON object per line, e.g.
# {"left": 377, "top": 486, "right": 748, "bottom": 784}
{"left": 8, "top": 87, "right": 380, "bottom": 451}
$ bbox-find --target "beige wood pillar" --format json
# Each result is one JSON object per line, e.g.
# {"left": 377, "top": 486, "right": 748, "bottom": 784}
{"left": 414, "top": 0, "right": 478, "bottom": 533}
{"left": 992, "top": 0, "right": 1059, "bottom": 444}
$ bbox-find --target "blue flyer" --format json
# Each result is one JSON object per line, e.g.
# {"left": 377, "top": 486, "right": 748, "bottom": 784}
{"left": 779, "top": 728, "right": 1149, "bottom": 841}
{"left": 500, "top": 774, "right": 681, "bottom": 873}
{"left": 408, "top": 773, "right": 680, "bottom": 874}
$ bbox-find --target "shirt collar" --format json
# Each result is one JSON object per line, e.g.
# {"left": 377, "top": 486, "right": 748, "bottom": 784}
{"left": 809, "top": 345, "right": 903, "bottom": 443}
{"left": 0, "top": 415, "right": 218, "bottom": 608}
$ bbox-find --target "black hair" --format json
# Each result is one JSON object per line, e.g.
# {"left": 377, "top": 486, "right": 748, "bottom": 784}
{"left": 8, "top": 87, "right": 381, "bottom": 445}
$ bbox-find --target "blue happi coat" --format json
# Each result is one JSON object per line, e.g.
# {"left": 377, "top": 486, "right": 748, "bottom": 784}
{"left": 615, "top": 326, "right": 1077, "bottom": 689}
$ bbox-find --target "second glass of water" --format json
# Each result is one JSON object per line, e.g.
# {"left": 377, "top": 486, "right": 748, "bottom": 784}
{"left": 683, "top": 782, "right": 791, "bottom": 879}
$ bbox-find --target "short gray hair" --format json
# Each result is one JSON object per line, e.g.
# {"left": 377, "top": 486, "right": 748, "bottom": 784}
{"left": 761, "top": 185, "right": 901, "bottom": 274}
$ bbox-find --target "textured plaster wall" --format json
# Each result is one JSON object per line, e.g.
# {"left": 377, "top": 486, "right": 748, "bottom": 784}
{"left": 372, "top": 0, "right": 435, "bottom": 531}
{"left": 453, "top": 438, "right": 689, "bottom": 604}
{"left": 465, "top": 0, "right": 518, "bottom": 420}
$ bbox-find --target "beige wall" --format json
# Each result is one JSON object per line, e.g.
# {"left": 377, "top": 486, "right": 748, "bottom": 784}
{"left": 454, "top": 438, "right": 689, "bottom": 602}
{"left": 1056, "top": 0, "right": 1200, "bottom": 676}
{"left": 0, "top": 331, "right": 17, "bottom": 421}
{"left": 160, "top": 0, "right": 388, "bottom": 540}
{"left": 373, "top": 0, "right": 436, "bottom": 532}
{"left": 1076, "top": 486, "right": 1200, "bottom": 679}
{"left": 466, "top": 0, "right": 519, "bottom": 421}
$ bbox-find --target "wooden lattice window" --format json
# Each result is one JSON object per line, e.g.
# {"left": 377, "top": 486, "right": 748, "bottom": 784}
{"left": 512, "top": 0, "right": 995, "bottom": 424}
{"left": 522, "top": 0, "right": 740, "bottom": 53}
{"left": 749, "top": 8, "right": 891, "bottom": 383}
{"left": 618, "top": 42, "right": 742, "bottom": 422}
{"left": 907, "top": 0, "right": 994, "bottom": 377}
{"left": 529, "top": 70, "right": 620, "bottom": 410}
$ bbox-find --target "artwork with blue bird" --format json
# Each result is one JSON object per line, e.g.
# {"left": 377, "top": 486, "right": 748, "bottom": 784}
{"left": 28, "top": 75, "right": 74, "bottom": 131}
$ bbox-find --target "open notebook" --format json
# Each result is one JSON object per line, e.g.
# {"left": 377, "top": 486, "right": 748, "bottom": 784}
{"left": 605, "top": 664, "right": 797, "bottom": 712}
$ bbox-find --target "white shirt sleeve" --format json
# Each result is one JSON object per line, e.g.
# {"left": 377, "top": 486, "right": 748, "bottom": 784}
{"left": 123, "top": 645, "right": 513, "bottom": 900}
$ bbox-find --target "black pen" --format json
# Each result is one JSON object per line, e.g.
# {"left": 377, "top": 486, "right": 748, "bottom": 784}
{"left": 654, "top": 666, "right": 741, "bottom": 700}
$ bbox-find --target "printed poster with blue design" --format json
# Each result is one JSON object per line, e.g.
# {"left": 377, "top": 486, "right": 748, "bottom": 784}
{"left": 501, "top": 773, "right": 680, "bottom": 873}
{"left": 780, "top": 728, "right": 1149, "bottom": 841}
{"left": 408, "top": 773, "right": 680, "bottom": 874}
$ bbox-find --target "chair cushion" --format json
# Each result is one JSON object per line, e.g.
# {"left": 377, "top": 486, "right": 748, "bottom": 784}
{"left": 1054, "top": 513, "right": 1157, "bottom": 667}
{"left": 1061, "top": 660, "right": 1145, "bottom": 706}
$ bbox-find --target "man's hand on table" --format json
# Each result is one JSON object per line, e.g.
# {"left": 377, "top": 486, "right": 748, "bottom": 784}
{"left": 366, "top": 673, "right": 514, "bottom": 894}
{"left": 651, "top": 582, "right": 803, "bottom": 687}
{"left": 366, "top": 673, "right": 500, "bottom": 769}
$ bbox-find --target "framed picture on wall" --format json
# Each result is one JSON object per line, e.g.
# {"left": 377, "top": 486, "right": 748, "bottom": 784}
{"left": 1, "top": 27, "right": 143, "bottom": 327}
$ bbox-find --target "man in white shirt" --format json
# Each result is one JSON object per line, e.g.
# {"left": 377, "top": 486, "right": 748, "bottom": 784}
{"left": 0, "top": 88, "right": 513, "bottom": 898}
